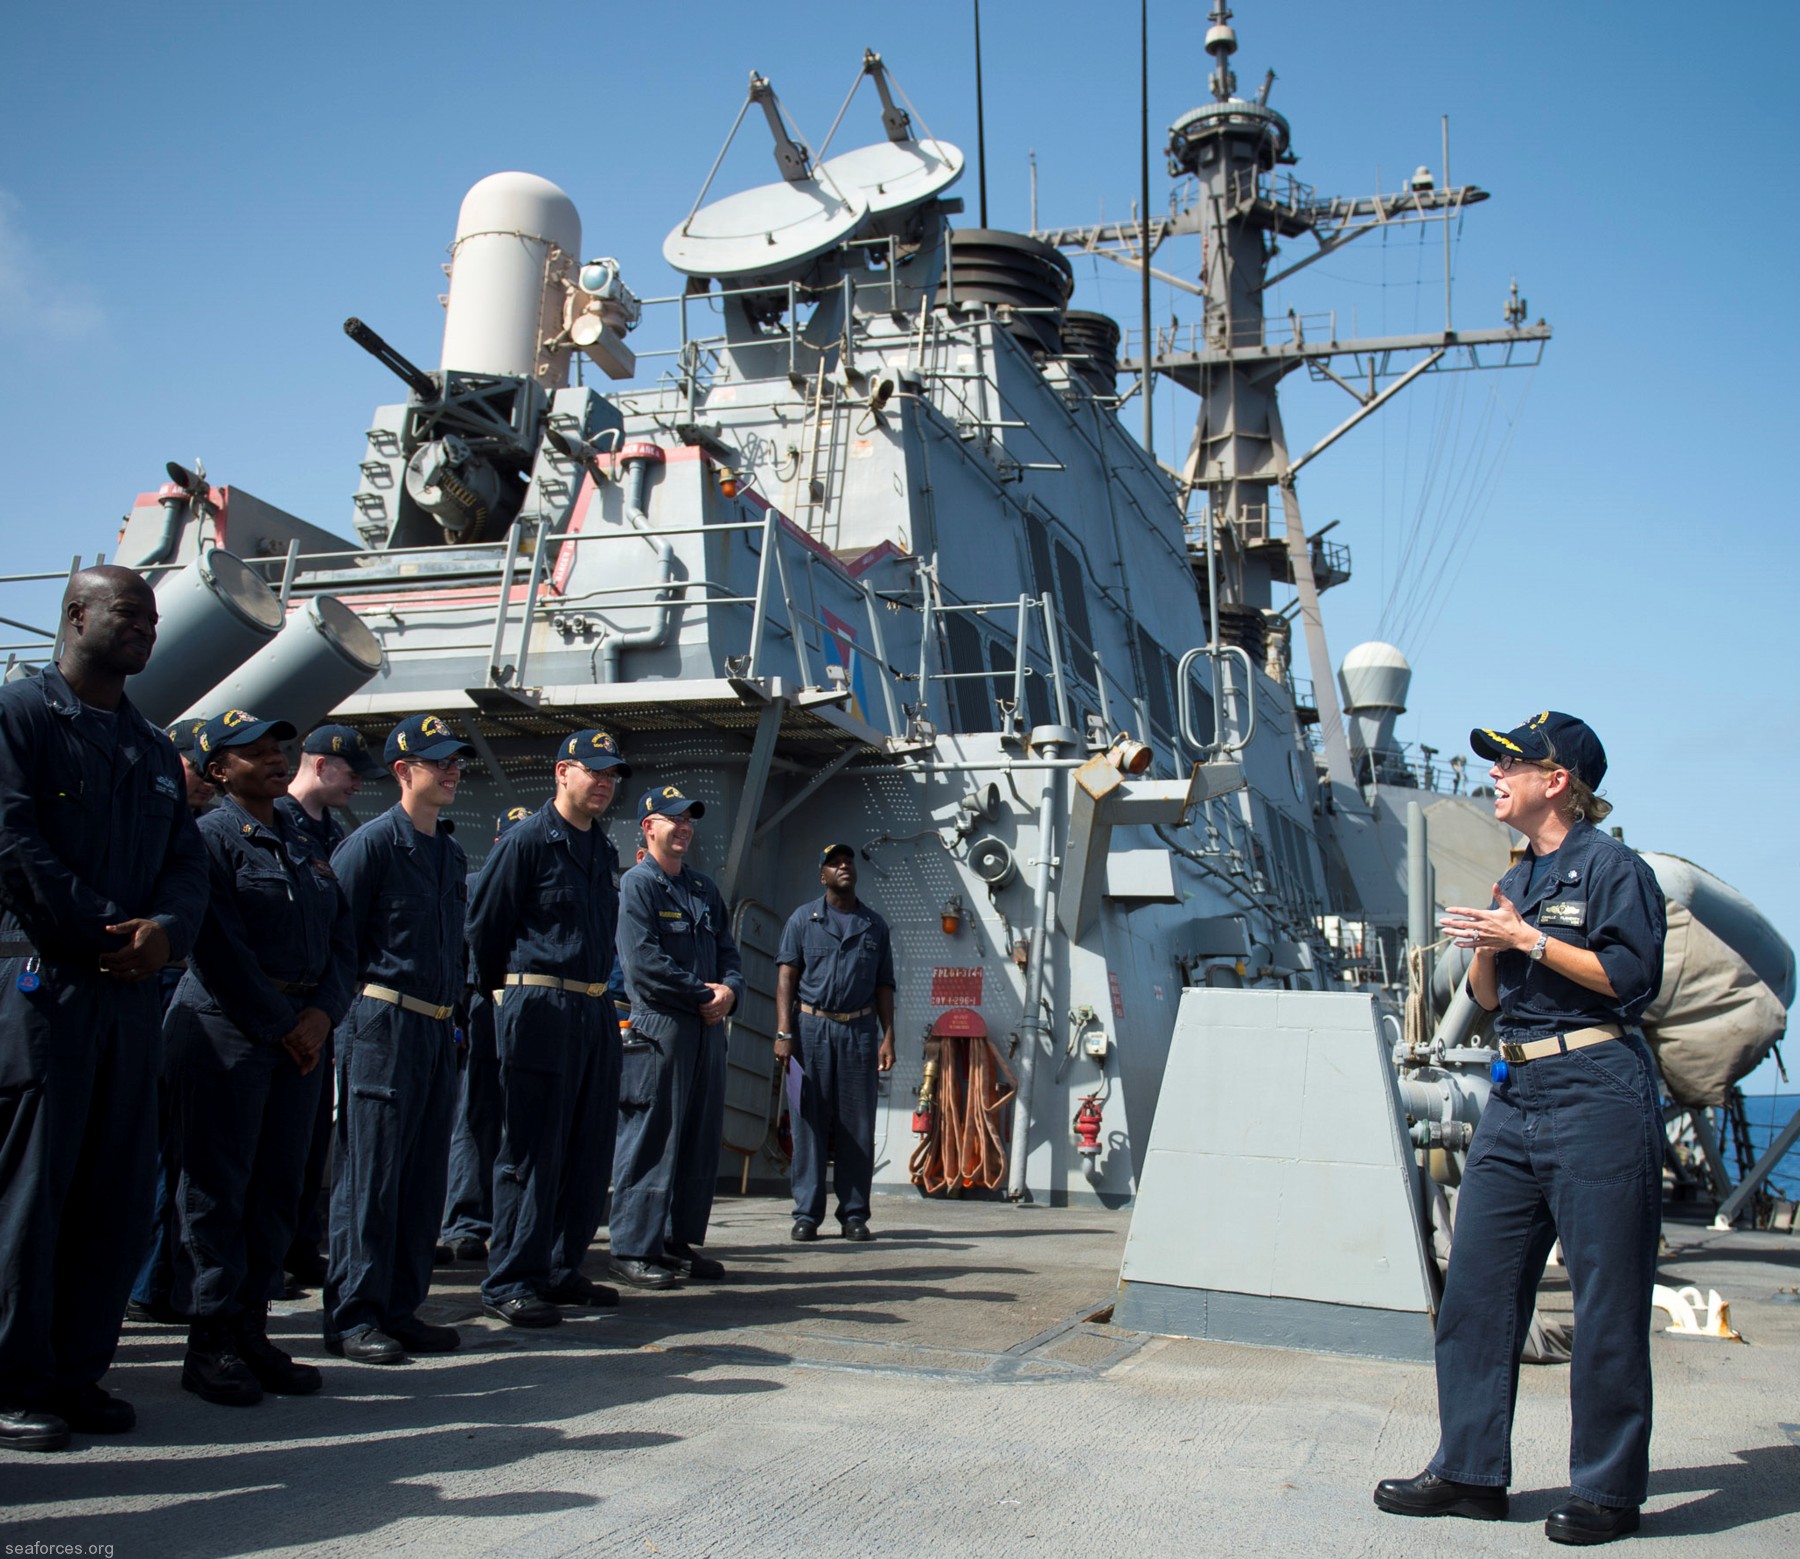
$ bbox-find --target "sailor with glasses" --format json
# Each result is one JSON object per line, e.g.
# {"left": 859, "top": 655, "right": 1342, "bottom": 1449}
{"left": 1376, "top": 712, "right": 1666, "bottom": 1547}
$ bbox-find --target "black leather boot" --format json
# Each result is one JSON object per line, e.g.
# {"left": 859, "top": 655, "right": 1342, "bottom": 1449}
{"left": 1374, "top": 1469, "right": 1509, "bottom": 1520}
{"left": 182, "top": 1320, "right": 264, "bottom": 1407}
{"left": 233, "top": 1311, "right": 323, "bottom": 1395}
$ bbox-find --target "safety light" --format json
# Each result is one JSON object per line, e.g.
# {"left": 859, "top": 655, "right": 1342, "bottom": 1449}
{"left": 940, "top": 894, "right": 966, "bottom": 935}
{"left": 1107, "top": 735, "right": 1154, "bottom": 775}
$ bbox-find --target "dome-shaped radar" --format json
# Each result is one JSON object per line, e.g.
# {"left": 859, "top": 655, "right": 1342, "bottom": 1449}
{"left": 1338, "top": 641, "right": 1412, "bottom": 714}
{"left": 441, "top": 173, "right": 582, "bottom": 381}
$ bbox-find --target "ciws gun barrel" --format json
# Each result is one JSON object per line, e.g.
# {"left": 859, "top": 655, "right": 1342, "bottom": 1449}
{"left": 343, "top": 317, "right": 438, "bottom": 402}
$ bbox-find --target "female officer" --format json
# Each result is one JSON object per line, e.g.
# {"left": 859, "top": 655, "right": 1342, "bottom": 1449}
{"left": 166, "top": 710, "right": 355, "bottom": 1407}
{"left": 1375, "top": 712, "right": 1665, "bottom": 1546}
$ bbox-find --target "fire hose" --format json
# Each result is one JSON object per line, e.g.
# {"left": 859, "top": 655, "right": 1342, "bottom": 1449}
{"left": 909, "top": 1035, "right": 1019, "bottom": 1194}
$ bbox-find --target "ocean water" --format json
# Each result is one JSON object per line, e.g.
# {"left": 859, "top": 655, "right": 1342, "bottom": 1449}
{"left": 1737, "top": 1092, "right": 1800, "bottom": 1199}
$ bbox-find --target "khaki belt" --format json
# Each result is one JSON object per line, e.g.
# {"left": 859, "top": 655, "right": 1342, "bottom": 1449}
{"left": 504, "top": 973, "right": 611, "bottom": 999}
{"left": 801, "top": 1002, "right": 874, "bottom": 1023}
{"left": 360, "top": 983, "right": 454, "bottom": 1021}
{"left": 1499, "top": 1024, "right": 1623, "bottom": 1064}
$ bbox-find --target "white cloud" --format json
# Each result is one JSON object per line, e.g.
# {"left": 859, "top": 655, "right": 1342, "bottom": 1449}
{"left": 0, "top": 191, "right": 102, "bottom": 342}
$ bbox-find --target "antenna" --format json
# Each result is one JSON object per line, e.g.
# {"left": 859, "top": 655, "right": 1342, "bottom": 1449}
{"left": 1206, "top": 3, "right": 1238, "bottom": 102}
{"left": 1141, "top": 0, "right": 1153, "bottom": 457}
{"left": 973, "top": 0, "right": 989, "bottom": 226}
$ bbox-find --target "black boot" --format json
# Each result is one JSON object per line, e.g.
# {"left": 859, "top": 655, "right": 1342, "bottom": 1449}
{"left": 182, "top": 1320, "right": 263, "bottom": 1407}
{"left": 1374, "top": 1469, "right": 1509, "bottom": 1520}
{"left": 233, "top": 1311, "right": 323, "bottom": 1396}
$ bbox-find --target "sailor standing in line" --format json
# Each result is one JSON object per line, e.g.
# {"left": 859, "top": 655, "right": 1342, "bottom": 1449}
{"left": 469, "top": 731, "right": 630, "bottom": 1325}
{"left": 438, "top": 805, "right": 533, "bottom": 1265}
{"left": 166, "top": 710, "right": 355, "bottom": 1406}
{"left": 610, "top": 787, "right": 743, "bottom": 1289}
{"left": 322, "top": 713, "right": 472, "bottom": 1365}
{"left": 1375, "top": 713, "right": 1666, "bottom": 1547}
{"left": 0, "top": 566, "right": 209, "bottom": 1452}
{"left": 126, "top": 715, "right": 219, "bottom": 1328}
{"left": 169, "top": 716, "right": 217, "bottom": 816}
{"left": 774, "top": 843, "right": 896, "bottom": 1243}
{"left": 277, "top": 722, "right": 384, "bottom": 1290}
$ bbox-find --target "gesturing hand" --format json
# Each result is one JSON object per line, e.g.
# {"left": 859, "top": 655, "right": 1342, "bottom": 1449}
{"left": 1439, "top": 886, "right": 1531, "bottom": 954}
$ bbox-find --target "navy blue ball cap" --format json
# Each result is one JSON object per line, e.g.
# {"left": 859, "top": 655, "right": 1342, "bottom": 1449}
{"left": 1470, "top": 711, "right": 1607, "bottom": 790}
{"left": 196, "top": 708, "right": 297, "bottom": 757}
{"left": 558, "top": 728, "right": 632, "bottom": 777}
{"left": 820, "top": 841, "right": 856, "bottom": 865}
{"left": 384, "top": 713, "right": 475, "bottom": 766}
{"left": 166, "top": 717, "right": 207, "bottom": 757}
{"left": 496, "top": 804, "right": 533, "bottom": 837}
{"left": 639, "top": 785, "right": 705, "bottom": 821}
{"left": 302, "top": 723, "right": 382, "bottom": 776}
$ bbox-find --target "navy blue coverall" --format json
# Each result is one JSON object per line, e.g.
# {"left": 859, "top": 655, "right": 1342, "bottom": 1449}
{"left": 0, "top": 666, "right": 208, "bottom": 1407}
{"left": 611, "top": 859, "right": 743, "bottom": 1259}
{"left": 467, "top": 804, "right": 621, "bottom": 1303}
{"left": 166, "top": 797, "right": 355, "bottom": 1323}
{"left": 440, "top": 946, "right": 499, "bottom": 1248}
{"left": 322, "top": 803, "right": 466, "bottom": 1343}
{"left": 274, "top": 792, "right": 348, "bottom": 1272}
{"left": 776, "top": 896, "right": 895, "bottom": 1229}
{"left": 1430, "top": 820, "right": 1667, "bottom": 1509}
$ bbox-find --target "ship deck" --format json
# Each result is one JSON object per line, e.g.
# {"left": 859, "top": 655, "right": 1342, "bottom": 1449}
{"left": 5, "top": 1199, "right": 1797, "bottom": 1556}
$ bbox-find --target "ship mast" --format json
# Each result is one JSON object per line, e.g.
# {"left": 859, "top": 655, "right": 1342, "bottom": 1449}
{"left": 1034, "top": 3, "right": 1550, "bottom": 791}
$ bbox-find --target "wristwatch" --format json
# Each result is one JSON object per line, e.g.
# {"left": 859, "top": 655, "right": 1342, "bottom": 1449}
{"left": 776, "top": 1030, "right": 796, "bottom": 1041}
{"left": 1528, "top": 932, "right": 1549, "bottom": 963}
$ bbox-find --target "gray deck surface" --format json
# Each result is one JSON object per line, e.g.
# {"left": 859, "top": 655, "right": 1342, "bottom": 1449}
{"left": 3, "top": 1200, "right": 1796, "bottom": 1556}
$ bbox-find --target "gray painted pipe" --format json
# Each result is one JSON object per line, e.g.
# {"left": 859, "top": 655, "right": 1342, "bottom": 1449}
{"left": 1007, "top": 737, "right": 1067, "bottom": 1201}
{"left": 130, "top": 491, "right": 187, "bottom": 569}
{"left": 597, "top": 543, "right": 678, "bottom": 681}
{"left": 593, "top": 453, "right": 680, "bottom": 681}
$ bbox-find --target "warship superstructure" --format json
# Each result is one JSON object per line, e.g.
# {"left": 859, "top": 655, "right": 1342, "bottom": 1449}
{"left": 6, "top": 4, "right": 1790, "bottom": 1349}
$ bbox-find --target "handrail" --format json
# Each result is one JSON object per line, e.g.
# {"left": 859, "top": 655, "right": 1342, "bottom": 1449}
{"left": 1177, "top": 643, "right": 1257, "bottom": 757}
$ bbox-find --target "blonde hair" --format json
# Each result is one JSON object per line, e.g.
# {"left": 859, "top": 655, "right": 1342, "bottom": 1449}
{"left": 1543, "top": 740, "right": 1613, "bottom": 824}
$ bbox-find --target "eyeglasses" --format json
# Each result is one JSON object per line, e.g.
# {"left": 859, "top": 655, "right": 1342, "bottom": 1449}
{"left": 1494, "top": 754, "right": 1561, "bottom": 775}
{"left": 409, "top": 757, "right": 465, "bottom": 774}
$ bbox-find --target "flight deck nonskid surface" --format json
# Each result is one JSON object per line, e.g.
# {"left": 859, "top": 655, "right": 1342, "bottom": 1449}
{"left": 3, "top": 1201, "right": 1795, "bottom": 1557}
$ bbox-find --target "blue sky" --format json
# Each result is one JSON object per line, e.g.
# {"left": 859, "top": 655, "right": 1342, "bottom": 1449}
{"left": 4, "top": 1, "right": 1796, "bottom": 1092}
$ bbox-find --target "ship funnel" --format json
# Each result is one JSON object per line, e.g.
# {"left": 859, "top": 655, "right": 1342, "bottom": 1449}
{"left": 440, "top": 172, "right": 582, "bottom": 384}
{"left": 1338, "top": 641, "right": 1411, "bottom": 784}
{"left": 127, "top": 549, "right": 285, "bottom": 726}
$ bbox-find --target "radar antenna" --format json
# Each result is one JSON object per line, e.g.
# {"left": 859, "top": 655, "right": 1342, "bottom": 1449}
{"left": 1206, "top": 3, "right": 1238, "bottom": 102}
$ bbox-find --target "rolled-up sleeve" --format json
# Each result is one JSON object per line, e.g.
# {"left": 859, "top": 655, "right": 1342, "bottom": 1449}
{"left": 1583, "top": 853, "right": 1666, "bottom": 1020}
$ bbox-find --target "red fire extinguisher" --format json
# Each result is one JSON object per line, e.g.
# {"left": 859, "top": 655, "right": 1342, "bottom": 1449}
{"left": 1073, "top": 1095, "right": 1103, "bottom": 1157}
